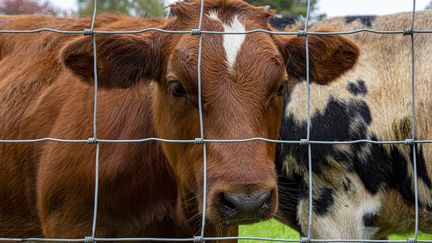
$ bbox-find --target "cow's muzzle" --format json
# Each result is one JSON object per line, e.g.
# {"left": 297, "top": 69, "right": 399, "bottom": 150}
{"left": 216, "top": 190, "right": 274, "bottom": 225}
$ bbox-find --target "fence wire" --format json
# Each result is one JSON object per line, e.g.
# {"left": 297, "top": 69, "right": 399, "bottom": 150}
{"left": 0, "top": 0, "right": 431, "bottom": 242}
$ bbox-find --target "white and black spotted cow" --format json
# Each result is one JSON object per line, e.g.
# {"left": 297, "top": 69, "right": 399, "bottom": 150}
{"left": 276, "top": 11, "right": 432, "bottom": 239}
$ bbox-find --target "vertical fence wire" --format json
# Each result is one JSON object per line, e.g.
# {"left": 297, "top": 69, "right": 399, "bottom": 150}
{"left": 90, "top": 0, "right": 100, "bottom": 239}
{"left": 0, "top": 0, "right": 431, "bottom": 242}
{"left": 196, "top": 0, "right": 208, "bottom": 238}
{"left": 304, "top": 0, "right": 313, "bottom": 239}
{"left": 409, "top": 0, "right": 420, "bottom": 239}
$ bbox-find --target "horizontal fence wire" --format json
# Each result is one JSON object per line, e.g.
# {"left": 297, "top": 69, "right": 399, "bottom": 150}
{"left": 0, "top": 0, "right": 432, "bottom": 242}
{"left": 0, "top": 237, "right": 432, "bottom": 243}
{"left": 1, "top": 28, "right": 432, "bottom": 35}
{"left": 0, "top": 28, "right": 432, "bottom": 36}
{"left": 1, "top": 138, "right": 432, "bottom": 144}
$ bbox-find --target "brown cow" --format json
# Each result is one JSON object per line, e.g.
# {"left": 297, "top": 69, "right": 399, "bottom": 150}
{"left": 0, "top": 0, "right": 359, "bottom": 240}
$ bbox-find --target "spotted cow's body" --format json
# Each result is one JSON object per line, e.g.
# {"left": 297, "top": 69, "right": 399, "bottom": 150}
{"left": 276, "top": 11, "right": 432, "bottom": 239}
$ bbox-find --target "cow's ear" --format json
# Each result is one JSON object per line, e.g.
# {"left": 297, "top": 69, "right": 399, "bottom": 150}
{"left": 61, "top": 33, "right": 165, "bottom": 88}
{"left": 278, "top": 31, "right": 359, "bottom": 84}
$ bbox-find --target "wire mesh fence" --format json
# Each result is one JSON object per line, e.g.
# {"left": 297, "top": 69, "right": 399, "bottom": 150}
{"left": 0, "top": 0, "right": 431, "bottom": 242}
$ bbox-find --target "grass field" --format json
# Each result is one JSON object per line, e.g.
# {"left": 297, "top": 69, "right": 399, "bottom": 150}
{"left": 239, "top": 220, "right": 432, "bottom": 243}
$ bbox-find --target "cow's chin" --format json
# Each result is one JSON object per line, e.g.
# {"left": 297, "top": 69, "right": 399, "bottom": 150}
{"left": 205, "top": 206, "right": 274, "bottom": 227}
{"left": 221, "top": 217, "right": 273, "bottom": 227}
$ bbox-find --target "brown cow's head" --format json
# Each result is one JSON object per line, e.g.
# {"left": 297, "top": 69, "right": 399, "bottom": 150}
{"left": 61, "top": 0, "right": 359, "bottom": 227}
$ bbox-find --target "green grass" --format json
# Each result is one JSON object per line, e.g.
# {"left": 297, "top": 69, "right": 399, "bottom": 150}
{"left": 239, "top": 220, "right": 432, "bottom": 243}
{"left": 240, "top": 220, "right": 299, "bottom": 241}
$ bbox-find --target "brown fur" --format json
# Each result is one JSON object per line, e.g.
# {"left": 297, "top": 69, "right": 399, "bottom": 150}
{"left": 0, "top": 0, "right": 358, "bottom": 239}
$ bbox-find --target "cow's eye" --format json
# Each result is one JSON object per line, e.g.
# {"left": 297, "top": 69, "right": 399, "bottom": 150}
{"left": 168, "top": 80, "right": 187, "bottom": 98}
{"left": 277, "top": 82, "right": 286, "bottom": 96}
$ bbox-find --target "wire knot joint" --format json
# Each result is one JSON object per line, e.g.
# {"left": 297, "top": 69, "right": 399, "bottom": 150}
{"left": 191, "top": 29, "right": 202, "bottom": 36}
{"left": 300, "top": 139, "right": 309, "bottom": 145}
{"left": 87, "top": 137, "right": 99, "bottom": 144}
{"left": 297, "top": 30, "right": 307, "bottom": 37}
{"left": 407, "top": 238, "right": 417, "bottom": 243}
{"left": 83, "top": 29, "right": 94, "bottom": 36}
{"left": 300, "top": 237, "right": 311, "bottom": 243}
{"left": 194, "top": 138, "right": 205, "bottom": 144}
{"left": 404, "top": 139, "right": 414, "bottom": 145}
{"left": 403, "top": 28, "right": 413, "bottom": 36}
{"left": 84, "top": 236, "right": 94, "bottom": 243}
{"left": 193, "top": 236, "right": 204, "bottom": 243}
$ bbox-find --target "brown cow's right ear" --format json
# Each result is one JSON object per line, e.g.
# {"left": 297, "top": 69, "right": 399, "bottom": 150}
{"left": 61, "top": 33, "right": 165, "bottom": 88}
{"left": 278, "top": 31, "right": 360, "bottom": 85}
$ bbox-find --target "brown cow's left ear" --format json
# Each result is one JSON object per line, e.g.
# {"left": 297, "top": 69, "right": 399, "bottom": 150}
{"left": 61, "top": 33, "right": 165, "bottom": 88}
{"left": 278, "top": 31, "right": 359, "bottom": 84}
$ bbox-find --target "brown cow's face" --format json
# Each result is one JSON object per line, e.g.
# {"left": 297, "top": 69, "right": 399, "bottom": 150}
{"left": 62, "top": 0, "right": 359, "bottom": 227}
{"left": 152, "top": 7, "right": 285, "bottom": 225}
{"left": 151, "top": 1, "right": 359, "bottom": 225}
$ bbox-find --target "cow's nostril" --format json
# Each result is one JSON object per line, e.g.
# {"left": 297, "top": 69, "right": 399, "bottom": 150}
{"left": 219, "top": 193, "right": 236, "bottom": 212}
{"left": 257, "top": 191, "right": 272, "bottom": 209}
{"left": 216, "top": 191, "right": 273, "bottom": 224}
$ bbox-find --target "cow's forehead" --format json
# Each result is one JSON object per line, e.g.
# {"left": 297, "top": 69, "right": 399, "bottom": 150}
{"left": 168, "top": 11, "right": 284, "bottom": 91}
{"left": 207, "top": 10, "right": 246, "bottom": 71}
{"left": 205, "top": 11, "right": 282, "bottom": 73}
{"left": 170, "top": 0, "right": 273, "bottom": 27}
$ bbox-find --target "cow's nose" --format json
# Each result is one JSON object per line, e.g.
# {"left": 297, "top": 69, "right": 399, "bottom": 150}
{"left": 217, "top": 191, "right": 272, "bottom": 223}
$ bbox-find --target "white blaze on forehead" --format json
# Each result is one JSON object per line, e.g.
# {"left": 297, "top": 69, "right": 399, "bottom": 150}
{"left": 208, "top": 11, "right": 220, "bottom": 21}
{"left": 223, "top": 16, "right": 246, "bottom": 70}
{"left": 207, "top": 11, "right": 246, "bottom": 70}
